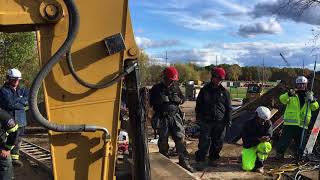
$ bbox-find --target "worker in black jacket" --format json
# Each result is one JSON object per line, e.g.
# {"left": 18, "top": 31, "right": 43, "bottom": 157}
{"left": 0, "top": 110, "right": 19, "bottom": 179}
{"left": 195, "top": 67, "right": 231, "bottom": 166}
{"left": 149, "top": 66, "right": 194, "bottom": 172}
{"left": 242, "top": 106, "right": 273, "bottom": 173}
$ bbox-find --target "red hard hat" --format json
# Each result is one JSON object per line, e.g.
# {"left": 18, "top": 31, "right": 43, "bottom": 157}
{"left": 211, "top": 67, "right": 226, "bottom": 79}
{"left": 164, "top": 66, "right": 179, "bottom": 81}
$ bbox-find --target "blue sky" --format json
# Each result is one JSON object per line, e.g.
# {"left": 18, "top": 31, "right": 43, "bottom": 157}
{"left": 129, "top": 0, "right": 320, "bottom": 69}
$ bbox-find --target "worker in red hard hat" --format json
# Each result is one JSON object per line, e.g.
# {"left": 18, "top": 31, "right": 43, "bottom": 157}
{"left": 162, "top": 66, "right": 179, "bottom": 85}
{"left": 149, "top": 66, "right": 194, "bottom": 172}
{"left": 195, "top": 67, "right": 231, "bottom": 167}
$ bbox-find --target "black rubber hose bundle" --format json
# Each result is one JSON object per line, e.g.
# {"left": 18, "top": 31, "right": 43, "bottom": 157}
{"left": 28, "top": 0, "right": 88, "bottom": 132}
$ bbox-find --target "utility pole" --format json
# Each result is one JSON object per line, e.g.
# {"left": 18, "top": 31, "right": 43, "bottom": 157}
{"left": 216, "top": 55, "right": 218, "bottom": 66}
{"left": 313, "top": 55, "right": 318, "bottom": 75}
{"left": 165, "top": 51, "right": 168, "bottom": 66}
{"left": 262, "top": 56, "right": 265, "bottom": 85}
{"left": 302, "top": 58, "right": 305, "bottom": 76}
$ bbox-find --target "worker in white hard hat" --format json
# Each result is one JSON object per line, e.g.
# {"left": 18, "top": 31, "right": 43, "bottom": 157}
{"left": 0, "top": 68, "right": 29, "bottom": 167}
{"left": 276, "top": 76, "right": 319, "bottom": 160}
{"left": 241, "top": 106, "right": 273, "bottom": 173}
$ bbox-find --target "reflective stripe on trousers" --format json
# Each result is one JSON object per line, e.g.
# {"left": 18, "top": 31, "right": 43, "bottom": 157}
{"left": 11, "top": 154, "right": 19, "bottom": 160}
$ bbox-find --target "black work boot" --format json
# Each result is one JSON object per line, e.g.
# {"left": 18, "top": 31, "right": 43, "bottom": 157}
{"left": 255, "top": 167, "right": 264, "bottom": 174}
{"left": 208, "top": 159, "right": 218, "bottom": 167}
{"left": 179, "top": 157, "right": 194, "bottom": 173}
{"left": 275, "top": 153, "right": 284, "bottom": 160}
{"left": 12, "top": 159, "right": 23, "bottom": 167}
{"left": 208, "top": 155, "right": 220, "bottom": 167}
{"left": 195, "top": 156, "right": 205, "bottom": 162}
{"left": 195, "top": 151, "right": 205, "bottom": 162}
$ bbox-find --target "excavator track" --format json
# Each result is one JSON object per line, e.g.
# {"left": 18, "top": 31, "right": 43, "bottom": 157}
{"left": 20, "top": 140, "right": 52, "bottom": 174}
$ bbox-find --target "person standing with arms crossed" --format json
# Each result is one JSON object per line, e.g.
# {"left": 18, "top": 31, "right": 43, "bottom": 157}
{"left": 0, "top": 68, "right": 29, "bottom": 167}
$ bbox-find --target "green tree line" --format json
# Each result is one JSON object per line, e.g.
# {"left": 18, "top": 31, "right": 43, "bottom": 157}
{"left": 138, "top": 52, "right": 312, "bottom": 85}
{"left": 0, "top": 32, "right": 38, "bottom": 86}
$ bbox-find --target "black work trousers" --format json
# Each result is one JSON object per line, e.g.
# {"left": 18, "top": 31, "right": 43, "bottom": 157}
{"left": 195, "top": 121, "right": 226, "bottom": 161}
{"left": 158, "top": 113, "right": 189, "bottom": 161}
{"left": 276, "top": 125, "right": 304, "bottom": 155}
{"left": 11, "top": 127, "right": 24, "bottom": 161}
{"left": 0, "top": 156, "right": 13, "bottom": 180}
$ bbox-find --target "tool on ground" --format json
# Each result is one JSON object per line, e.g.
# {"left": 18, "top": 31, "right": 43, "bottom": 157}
{"left": 299, "top": 60, "right": 317, "bottom": 160}
{"left": 304, "top": 111, "right": 320, "bottom": 157}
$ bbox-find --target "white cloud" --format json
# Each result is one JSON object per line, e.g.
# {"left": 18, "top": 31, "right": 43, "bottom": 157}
{"left": 150, "top": 10, "right": 224, "bottom": 31}
{"left": 135, "top": 37, "right": 179, "bottom": 49}
{"left": 201, "top": 11, "right": 217, "bottom": 20}
{"left": 163, "top": 0, "right": 199, "bottom": 9}
{"left": 214, "top": 0, "right": 248, "bottom": 13}
{"left": 205, "top": 41, "right": 313, "bottom": 67}
{"left": 153, "top": 48, "right": 239, "bottom": 66}
{"left": 134, "top": 0, "right": 199, "bottom": 10}
{"left": 251, "top": 0, "right": 320, "bottom": 25}
{"left": 134, "top": 1, "right": 253, "bottom": 32}
{"left": 145, "top": 41, "right": 316, "bottom": 69}
{"left": 238, "top": 19, "right": 283, "bottom": 37}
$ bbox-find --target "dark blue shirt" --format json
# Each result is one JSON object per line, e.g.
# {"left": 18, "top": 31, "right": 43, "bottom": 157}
{"left": 0, "top": 83, "right": 29, "bottom": 127}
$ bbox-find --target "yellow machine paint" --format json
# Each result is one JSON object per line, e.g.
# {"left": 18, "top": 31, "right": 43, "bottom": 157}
{"left": 0, "top": 0, "right": 139, "bottom": 179}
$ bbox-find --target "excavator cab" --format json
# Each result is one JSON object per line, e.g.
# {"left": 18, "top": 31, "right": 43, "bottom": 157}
{"left": 243, "top": 83, "right": 263, "bottom": 104}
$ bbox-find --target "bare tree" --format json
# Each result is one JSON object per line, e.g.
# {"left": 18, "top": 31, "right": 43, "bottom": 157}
{"left": 275, "top": 0, "right": 320, "bottom": 15}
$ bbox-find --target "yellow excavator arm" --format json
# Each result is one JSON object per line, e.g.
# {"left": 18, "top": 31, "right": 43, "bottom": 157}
{"left": 0, "top": 0, "right": 150, "bottom": 179}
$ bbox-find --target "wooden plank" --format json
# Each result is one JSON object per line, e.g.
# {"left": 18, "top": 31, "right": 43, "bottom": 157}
{"left": 150, "top": 153, "right": 198, "bottom": 180}
{"left": 270, "top": 109, "right": 278, "bottom": 118}
{"left": 272, "top": 116, "right": 284, "bottom": 131}
{"left": 304, "top": 112, "right": 320, "bottom": 155}
{"left": 299, "top": 170, "right": 319, "bottom": 180}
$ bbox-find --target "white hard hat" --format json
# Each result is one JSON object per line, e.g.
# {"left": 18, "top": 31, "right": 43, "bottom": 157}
{"left": 118, "top": 131, "right": 129, "bottom": 142}
{"left": 296, "top": 76, "right": 308, "bottom": 84}
{"left": 7, "top": 68, "right": 22, "bottom": 79}
{"left": 255, "top": 106, "right": 271, "bottom": 121}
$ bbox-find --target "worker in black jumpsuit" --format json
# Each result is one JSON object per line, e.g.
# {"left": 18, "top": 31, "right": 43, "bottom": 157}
{"left": 150, "top": 66, "right": 194, "bottom": 172}
{"left": 195, "top": 67, "right": 231, "bottom": 166}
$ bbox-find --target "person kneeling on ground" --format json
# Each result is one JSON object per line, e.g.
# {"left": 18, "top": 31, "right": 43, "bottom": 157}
{"left": 242, "top": 106, "right": 273, "bottom": 173}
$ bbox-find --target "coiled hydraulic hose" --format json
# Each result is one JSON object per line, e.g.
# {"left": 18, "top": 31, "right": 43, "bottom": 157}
{"left": 29, "top": 0, "right": 99, "bottom": 132}
{"left": 66, "top": 51, "right": 137, "bottom": 89}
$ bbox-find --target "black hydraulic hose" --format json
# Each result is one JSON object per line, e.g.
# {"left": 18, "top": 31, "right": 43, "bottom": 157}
{"left": 29, "top": 0, "right": 96, "bottom": 132}
{"left": 66, "top": 51, "right": 137, "bottom": 89}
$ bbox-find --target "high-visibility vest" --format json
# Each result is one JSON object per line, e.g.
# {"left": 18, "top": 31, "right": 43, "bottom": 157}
{"left": 279, "top": 92, "right": 319, "bottom": 129}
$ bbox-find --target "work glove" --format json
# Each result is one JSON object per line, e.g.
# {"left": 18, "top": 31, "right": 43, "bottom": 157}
{"left": 288, "top": 89, "right": 296, "bottom": 97}
{"left": 306, "top": 91, "right": 314, "bottom": 102}
{"left": 18, "top": 97, "right": 28, "bottom": 106}
{"left": 227, "top": 121, "right": 232, "bottom": 128}
{"left": 160, "top": 94, "right": 169, "bottom": 103}
{"left": 170, "top": 94, "right": 182, "bottom": 103}
{"left": 259, "top": 136, "right": 270, "bottom": 142}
